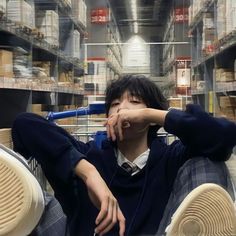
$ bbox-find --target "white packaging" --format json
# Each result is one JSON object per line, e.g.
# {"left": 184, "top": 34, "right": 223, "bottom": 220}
{"left": 72, "top": 30, "right": 80, "bottom": 59}
{"left": 64, "top": 0, "right": 72, "bottom": 8}
{"left": 36, "top": 10, "right": 59, "bottom": 46}
{"left": 7, "top": 0, "right": 35, "bottom": 29}
{"left": 226, "top": 0, "right": 236, "bottom": 34}
{"left": 0, "top": 0, "right": 6, "bottom": 13}
{"left": 72, "top": 0, "right": 87, "bottom": 27}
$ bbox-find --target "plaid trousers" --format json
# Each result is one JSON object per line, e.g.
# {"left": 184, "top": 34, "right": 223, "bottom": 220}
{"left": 156, "top": 157, "right": 235, "bottom": 236}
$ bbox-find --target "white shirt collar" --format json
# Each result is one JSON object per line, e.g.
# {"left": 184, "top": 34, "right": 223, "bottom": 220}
{"left": 116, "top": 148, "right": 150, "bottom": 174}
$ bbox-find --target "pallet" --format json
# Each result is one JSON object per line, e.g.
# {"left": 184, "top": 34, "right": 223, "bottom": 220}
{"left": 217, "top": 30, "right": 236, "bottom": 49}
{"left": 15, "top": 23, "right": 32, "bottom": 35}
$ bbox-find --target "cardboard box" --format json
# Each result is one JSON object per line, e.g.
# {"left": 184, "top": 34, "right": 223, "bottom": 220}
{"left": 219, "top": 96, "right": 236, "bottom": 108}
{"left": 216, "top": 107, "right": 235, "bottom": 121}
{"left": 0, "top": 128, "right": 12, "bottom": 148}
{"left": 0, "top": 49, "right": 13, "bottom": 78}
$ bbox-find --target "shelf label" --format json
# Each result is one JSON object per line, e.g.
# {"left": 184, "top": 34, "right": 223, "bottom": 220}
{"left": 91, "top": 8, "right": 110, "bottom": 24}
{"left": 175, "top": 8, "right": 189, "bottom": 23}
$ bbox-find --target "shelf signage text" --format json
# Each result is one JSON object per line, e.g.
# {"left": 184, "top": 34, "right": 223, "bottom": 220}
{"left": 175, "top": 8, "right": 188, "bottom": 23}
{"left": 91, "top": 8, "right": 110, "bottom": 24}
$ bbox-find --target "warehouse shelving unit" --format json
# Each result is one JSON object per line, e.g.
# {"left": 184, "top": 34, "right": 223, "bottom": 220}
{"left": 0, "top": 0, "right": 87, "bottom": 129}
{"left": 84, "top": 0, "right": 122, "bottom": 98}
{"left": 162, "top": 0, "right": 192, "bottom": 110}
{"left": 189, "top": 0, "right": 236, "bottom": 121}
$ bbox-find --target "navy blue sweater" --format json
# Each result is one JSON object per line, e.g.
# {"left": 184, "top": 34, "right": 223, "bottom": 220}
{"left": 12, "top": 104, "right": 236, "bottom": 235}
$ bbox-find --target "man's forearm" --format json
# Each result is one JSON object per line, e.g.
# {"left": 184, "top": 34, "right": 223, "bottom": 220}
{"left": 75, "top": 159, "right": 97, "bottom": 182}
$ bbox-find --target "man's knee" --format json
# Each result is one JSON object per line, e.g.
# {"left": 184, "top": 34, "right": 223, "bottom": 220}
{"left": 175, "top": 157, "right": 234, "bottom": 199}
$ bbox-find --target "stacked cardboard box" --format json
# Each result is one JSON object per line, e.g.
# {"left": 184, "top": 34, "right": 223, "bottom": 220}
{"left": 215, "top": 68, "right": 235, "bottom": 82}
{"left": 36, "top": 10, "right": 59, "bottom": 47}
{"left": 32, "top": 61, "right": 53, "bottom": 84}
{"left": 0, "top": 49, "right": 14, "bottom": 78}
{"left": 0, "top": 0, "right": 6, "bottom": 13}
{"left": 31, "top": 104, "right": 47, "bottom": 117}
{"left": 0, "top": 129, "right": 12, "bottom": 149}
{"left": 168, "top": 97, "right": 186, "bottom": 110}
{"left": 216, "top": 96, "right": 236, "bottom": 121}
{"left": 7, "top": 0, "right": 35, "bottom": 29}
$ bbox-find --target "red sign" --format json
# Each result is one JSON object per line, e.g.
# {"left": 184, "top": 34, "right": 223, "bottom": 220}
{"left": 91, "top": 8, "right": 110, "bottom": 24}
{"left": 175, "top": 8, "right": 188, "bottom": 23}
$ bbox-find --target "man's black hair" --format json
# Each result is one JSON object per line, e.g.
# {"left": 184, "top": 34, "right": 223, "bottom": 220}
{"left": 105, "top": 74, "right": 168, "bottom": 145}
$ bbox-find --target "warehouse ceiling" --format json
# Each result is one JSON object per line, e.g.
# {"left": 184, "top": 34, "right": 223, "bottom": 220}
{"left": 109, "top": 0, "right": 173, "bottom": 41}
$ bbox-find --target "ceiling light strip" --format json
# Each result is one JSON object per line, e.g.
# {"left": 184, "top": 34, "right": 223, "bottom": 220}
{"left": 131, "top": 0, "right": 138, "bottom": 33}
{"left": 84, "top": 42, "right": 190, "bottom": 46}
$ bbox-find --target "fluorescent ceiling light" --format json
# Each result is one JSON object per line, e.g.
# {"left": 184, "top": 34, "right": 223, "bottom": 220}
{"left": 131, "top": 0, "right": 138, "bottom": 33}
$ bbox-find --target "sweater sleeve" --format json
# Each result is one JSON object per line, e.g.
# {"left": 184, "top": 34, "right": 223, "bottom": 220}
{"left": 164, "top": 104, "right": 236, "bottom": 161}
{"left": 12, "top": 112, "right": 92, "bottom": 182}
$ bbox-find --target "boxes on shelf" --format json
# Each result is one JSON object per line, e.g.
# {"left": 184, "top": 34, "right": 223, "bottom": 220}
{"left": 226, "top": 0, "right": 236, "bottom": 34}
{"left": 0, "top": 0, "right": 6, "bottom": 14}
{"left": 215, "top": 68, "right": 235, "bottom": 82}
{"left": 33, "top": 61, "right": 51, "bottom": 78}
{"left": 0, "top": 49, "right": 13, "bottom": 78}
{"left": 7, "top": 0, "right": 35, "bottom": 29}
{"left": 216, "top": 107, "right": 235, "bottom": 121}
{"left": 36, "top": 10, "right": 59, "bottom": 47}
{"left": 196, "top": 80, "right": 205, "bottom": 90}
{"left": 31, "top": 104, "right": 47, "bottom": 117}
{"left": 168, "top": 97, "right": 187, "bottom": 110}
{"left": 63, "top": 0, "right": 72, "bottom": 8}
{"left": 72, "top": 30, "right": 80, "bottom": 59}
{"left": 72, "top": 0, "right": 87, "bottom": 27}
{"left": 191, "top": 73, "right": 202, "bottom": 90}
{"left": 59, "top": 71, "right": 73, "bottom": 83}
{"left": 0, "top": 128, "right": 12, "bottom": 149}
{"left": 65, "top": 30, "right": 81, "bottom": 59}
{"left": 219, "top": 96, "right": 236, "bottom": 108}
{"left": 13, "top": 47, "right": 32, "bottom": 79}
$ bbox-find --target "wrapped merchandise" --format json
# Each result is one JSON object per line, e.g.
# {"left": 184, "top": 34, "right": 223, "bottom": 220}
{"left": 73, "top": 30, "right": 80, "bottom": 59}
{"left": 7, "top": 0, "right": 35, "bottom": 29}
{"left": 36, "top": 10, "right": 59, "bottom": 47}
{"left": 13, "top": 47, "right": 31, "bottom": 79}
{"left": 72, "top": 0, "right": 87, "bottom": 27}
{"left": 0, "top": 0, "right": 6, "bottom": 14}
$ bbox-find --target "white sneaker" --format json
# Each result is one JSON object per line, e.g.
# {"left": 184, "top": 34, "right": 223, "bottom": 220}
{"left": 0, "top": 145, "right": 45, "bottom": 236}
{"left": 165, "top": 183, "right": 236, "bottom": 236}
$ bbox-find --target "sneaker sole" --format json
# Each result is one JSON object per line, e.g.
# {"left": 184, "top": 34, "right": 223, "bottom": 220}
{"left": 0, "top": 147, "right": 44, "bottom": 236}
{"left": 166, "top": 183, "right": 236, "bottom": 236}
